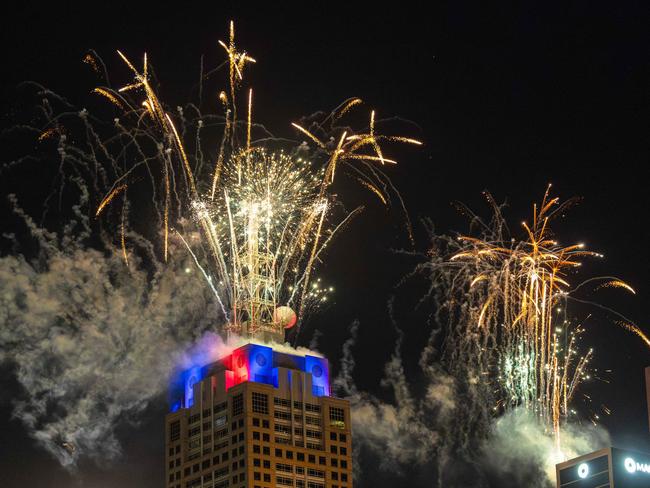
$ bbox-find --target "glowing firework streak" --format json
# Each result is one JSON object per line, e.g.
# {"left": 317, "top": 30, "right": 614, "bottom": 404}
{"left": 96, "top": 184, "right": 127, "bottom": 217}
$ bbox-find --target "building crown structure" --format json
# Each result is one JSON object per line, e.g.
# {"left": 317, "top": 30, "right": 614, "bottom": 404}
{"left": 165, "top": 343, "right": 352, "bottom": 488}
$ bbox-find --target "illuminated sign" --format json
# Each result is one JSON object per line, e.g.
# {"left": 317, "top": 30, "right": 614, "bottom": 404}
{"left": 624, "top": 457, "right": 650, "bottom": 474}
{"left": 577, "top": 463, "right": 589, "bottom": 479}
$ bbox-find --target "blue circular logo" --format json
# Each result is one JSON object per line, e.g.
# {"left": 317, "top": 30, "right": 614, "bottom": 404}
{"left": 312, "top": 364, "right": 323, "bottom": 378}
{"left": 255, "top": 353, "right": 267, "bottom": 367}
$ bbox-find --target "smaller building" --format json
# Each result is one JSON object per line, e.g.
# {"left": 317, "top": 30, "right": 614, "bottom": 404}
{"left": 556, "top": 447, "right": 650, "bottom": 488}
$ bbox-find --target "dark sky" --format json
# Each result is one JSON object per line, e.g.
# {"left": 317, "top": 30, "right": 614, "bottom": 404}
{"left": 1, "top": 2, "right": 649, "bottom": 487}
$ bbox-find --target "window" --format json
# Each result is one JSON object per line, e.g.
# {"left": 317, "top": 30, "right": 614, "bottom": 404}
{"left": 275, "top": 424, "right": 291, "bottom": 435}
{"left": 215, "top": 440, "right": 228, "bottom": 451}
{"left": 262, "top": 419, "right": 270, "bottom": 429}
{"left": 215, "top": 415, "right": 227, "bottom": 428}
{"left": 276, "top": 463, "right": 292, "bottom": 473}
{"left": 263, "top": 460, "right": 270, "bottom": 469}
{"left": 214, "top": 402, "right": 227, "bottom": 413}
{"left": 330, "top": 433, "right": 337, "bottom": 441}
{"left": 253, "top": 417, "right": 260, "bottom": 427}
{"left": 238, "top": 433, "right": 244, "bottom": 442}
{"left": 170, "top": 421, "right": 180, "bottom": 442}
{"left": 318, "top": 456, "right": 325, "bottom": 465}
{"left": 339, "top": 434, "right": 347, "bottom": 443}
{"left": 189, "top": 426, "right": 201, "bottom": 437}
{"left": 277, "top": 476, "right": 293, "bottom": 486}
{"left": 305, "top": 403, "right": 320, "bottom": 413}
{"left": 307, "top": 442, "right": 322, "bottom": 450}
{"left": 168, "top": 447, "right": 174, "bottom": 456}
{"left": 306, "top": 430, "right": 321, "bottom": 439}
{"left": 253, "top": 445, "right": 261, "bottom": 454}
{"left": 188, "top": 414, "right": 201, "bottom": 424}
{"left": 286, "top": 450, "right": 294, "bottom": 460}
{"left": 262, "top": 433, "right": 270, "bottom": 442}
{"left": 330, "top": 445, "right": 337, "bottom": 454}
{"left": 294, "top": 427, "right": 303, "bottom": 436}
{"left": 332, "top": 472, "right": 339, "bottom": 480}
{"left": 263, "top": 446, "right": 270, "bottom": 455}
{"left": 275, "top": 410, "right": 292, "bottom": 421}
{"left": 331, "top": 458, "right": 338, "bottom": 467}
{"left": 253, "top": 458, "right": 260, "bottom": 467}
{"left": 307, "top": 469, "right": 325, "bottom": 478}
{"left": 186, "top": 478, "right": 201, "bottom": 488}
{"left": 232, "top": 394, "right": 243, "bottom": 416}
{"left": 276, "top": 436, "right": 291, "bottom": 445}
{"left": 296, "top": 466, "right": 304, "bottom": 475}
{"left": 252, "top": 392, "right": 269, "bottom": 414}
{"left": 308, "top": 455, "right": 316, "bottom": 463}
{"left": 341, "top": 460, "right": 348, "bottom": 469}
{"left": 340, "top": 447, "right": 347, "bottom": 456}
{"left": 222, "top": 451, "right": 229, "bottom": 461}
{"left": 254, "top": 472, "right": 261, "bottom": 481}
{"left": 263, "top": 474, "right": 271, "bottom": 482}
{"left": 341, "top": 473, "right": 348, "bottom": 482}
{"left": 306, "top": 416, "right": 321, "bottom": 426}
{"left": 297, "top": 453, "right": 305, "bottom": 461}
{"left": 253, "top": 431, "right": 260, "bottom": 440}
{"left": 294, "top": 401, "right": 303, "bottom": 409}
{"left": 274, "top": 397, "right": 291, "bottom": 407}
{"left": 203, "top": 408, "right": 211, "bottom": 418}
{"left": 202, "top": 460, "right": 210, "bottom": 469}
{"left": 329, "top": 407, "right": 345, "bottom": 423}
{"left": 214, "top": 467, "right": 229, "bottom": 479}
{"left": 275, "top": 448, "right": 283, "bottom": 457}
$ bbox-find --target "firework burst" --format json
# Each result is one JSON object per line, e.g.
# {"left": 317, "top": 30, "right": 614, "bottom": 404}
{"left": 88, "top": 21, "right": 420, "bottom": 341}
{"left": 426, "top": 185, "right": 645, "bottom": 453}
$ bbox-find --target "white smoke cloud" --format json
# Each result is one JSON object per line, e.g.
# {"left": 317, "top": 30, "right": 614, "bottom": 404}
{"left": 334, "top": 322, "right": 449, "bottom": 478}
{"left": 335, "top": 321, "right": 610, "bottom": 487}
{"left": 484, "top": 408, "right": 610, "bottom": 487}
{"left": 0, "top": 225, "right": 222, "bottom": 467}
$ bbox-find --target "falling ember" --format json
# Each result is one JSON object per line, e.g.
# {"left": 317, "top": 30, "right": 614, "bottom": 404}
{"left": 617, "top": 321, "right": 650, "bottom": 348}
{"left": 96, "top": 184, "right": 127, "bottom": 217}
{"left": 596, "top": 279, "right": 636, "bottom": 295}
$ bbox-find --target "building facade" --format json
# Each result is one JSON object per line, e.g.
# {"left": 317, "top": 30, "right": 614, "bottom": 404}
{"left": 556, "top": 447, "right": 650, "bottom": 487}
{"left": 165, "top": 343, "right": 352, "bottom": 488}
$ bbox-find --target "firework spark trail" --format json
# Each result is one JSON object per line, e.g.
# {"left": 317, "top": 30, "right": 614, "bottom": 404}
{"left": 425, "top": 186, "right": 648, "bottom": 454}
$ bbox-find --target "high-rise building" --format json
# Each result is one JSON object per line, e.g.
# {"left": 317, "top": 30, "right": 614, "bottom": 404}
{"left": 165, "top": 343, "right": 352, "bottom": 488}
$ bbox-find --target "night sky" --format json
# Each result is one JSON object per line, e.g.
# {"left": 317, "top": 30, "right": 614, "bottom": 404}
{"left": 1, "top": 2, "right": 649, "bottom": 487}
